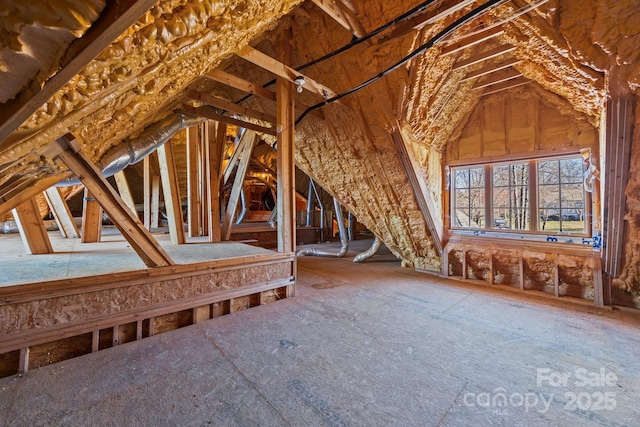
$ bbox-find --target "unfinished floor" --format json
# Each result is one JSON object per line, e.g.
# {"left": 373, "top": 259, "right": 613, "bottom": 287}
{"left": 0, "top": 239, "right": 638, "bottom": 426}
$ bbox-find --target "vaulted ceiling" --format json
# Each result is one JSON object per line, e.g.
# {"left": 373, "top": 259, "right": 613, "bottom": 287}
{"left": 1, "top": 0, "right": 639, "bottom": 272}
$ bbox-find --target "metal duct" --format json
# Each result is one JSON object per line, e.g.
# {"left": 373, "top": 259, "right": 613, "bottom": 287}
{"left": 353, "top": 236, "right": 382, "bottom": 263}
{"left": 267, "top": 207, "right": 277, "bottom": 228}
{"left": 58, "top": 110, "right": 205, "bottom": 186}
{"left": 297, "top": 197, "right": 348, "bottom": 258}
{"left": 235, "top": 189, "right": 248, "bottom": 225}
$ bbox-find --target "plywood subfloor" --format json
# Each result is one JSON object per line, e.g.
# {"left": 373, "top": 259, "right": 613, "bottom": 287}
{"left": 0, "top": 227, "right": 273, "bottom": 287}
{"left": 0, "top": 240, "right": 639, "bottom": 426}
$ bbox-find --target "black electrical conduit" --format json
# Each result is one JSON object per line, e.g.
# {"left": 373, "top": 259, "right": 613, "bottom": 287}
{"left": 294, "top": 0, "right": 504, "bottom": 125}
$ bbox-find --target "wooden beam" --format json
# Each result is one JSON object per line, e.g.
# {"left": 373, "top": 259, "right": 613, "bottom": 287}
{"left": 311, "top": 0, "right": 366, "bottom": 38}
{"left": 276, "top": 33, "right": 296, "bottom": 254}
{"left": 440, "top": 25, "right": 504, "bottom": 56}
{"left": 203, "top": 69, "right": 324, "bottom": 119}
{"left": 181, "top": 105, "right": 277, "bottom": 136}
{"left": 208, "top": 122, "right": 226, "bottom": 243}
{"left": 479, "top": 76, "right": 530, "bottom": 96}
{"left": 114, "top": 171, "right": 137, "bottom": 215}
{"left": 472, "top": 68, "right": 523, "bottom": 89}
{"left": 12, "top": 197, "right": 54, "bottom": 254}
{"left": 81, "top": 188, "right": 103, "bottom": 243}
{"left": 222, "top": 132, "right": 257, "bottom": 240}
{"left": 55, "top": 134, "right": 174, "bottom": 267}
{"left": 143, "top": 156, "right": 151, "bottom": 229}
{"left": 186, "top": 90, "right": 277, "bottom": 124}
{"left": 157, "top": 141, "right": 186, "bottom": 245}
{"left": 151, "top": 175, "right": 160, "bottom": 229}
{"left": 462, "top": 58, "right": 522, "bottom": 81}
{"left": 44, "top": 187, "right": 80, "bottom": 239}
{"left": 237, "top": 45, "right": 338, "bottom": 99}
{"left": 452, "top": 44, "right": 516, "bottom": 71}
{"left": 0, "top": 173, "right": 70, "bottom": 218}
{"left": 187, "top": 125, "right": 202, "bottom": 237}
{"left": 0, "top": 0, "right": 159, "bottom": 151}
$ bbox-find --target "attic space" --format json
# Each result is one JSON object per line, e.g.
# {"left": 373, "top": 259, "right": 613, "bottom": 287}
{"left": 1, "top": 0, "right": 640, "bottom": 424}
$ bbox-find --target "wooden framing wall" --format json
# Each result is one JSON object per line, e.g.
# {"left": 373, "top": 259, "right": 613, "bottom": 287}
{"left": 0, "top": 252, "right": 295, "bottom": 378}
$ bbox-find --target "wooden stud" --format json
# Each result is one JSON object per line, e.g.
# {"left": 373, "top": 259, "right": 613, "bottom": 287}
{"left": 44, "top": 187, "right": 80, "bottom": 239}
{"left": 113, "top": 171, "right": 137, "bottom": 215}
{"left": 489, "top": 249, "right": 495, "bottom": 284}
{"left": 19, "top": 348, "right": 29, "bottom": 373}
{"left": 237, "top": 45, "right": 338, "bottom": 99}
{"left": 519, "top": 251, "right": 525, "bottom": 291}
{"left": 148, "top": 318, "right": 155, "bottom": 337}
{"left": 12, "top": 197, "right": 54, "bottom": 254}
{"left": 462, "top": 58, "right": 522, "bottom": 81}
{"left": 187, "top": 125, "right": 201, "bottom": 237}
{"left": 143, "top": 156, "right": 152, "bottom": 229}
{"left": 112, "top": 326, "right": 120, "bottom": 346}
{"left": 452, "top": 45, "right": 516, "bottom": 71}
{"left": 472, "top": 68, "right": 523, "bottom": 89}
{"left": 81, "top": 188, "right": 103, "bottom": 243}
{"left": 157, "top": 141, "right": 186, "bottom": 245}
{"left": 55, "top": 135, "right": 174, "bottom": 267}
{"left": 136, "top": 320, "right": 143, "bottom": 340}
{"left": 554, "top": 254, "right": 560, "bottom": 298}
{"left": 276, "top": 31, "right": 297, "bottom": 254}
{"left": 193, "top": 305, "right": 211, "bottom": 324}
{"left": 440, "top": 25, "right": 504, "bottom": 56}
{"left": 592, "top": 256, "right": 605, "bottom": 307}
{"left": 0, "top": 173, "right": 70, "bottom": 218}
{"left": 208, "top": 122, "right": 226, "bottom": 242}
{"left": 311, "top": 0, "right": 366, "bottom": 38}
{"left": 186, "top": 90, "right": 277, "bottom": 123}
{"left": 0, "top": 0, "right": 160, "bottom": 150}
{"left": 92, "top": 330, "right": 99, "bottom": 352}
{"left": 222, "top": 132, "right": 257, "bottom": 240}
{"left": 479, "top": 76, "right": 531, "bottom": 96}
{"left": 181, "top": 105, "right": 277, "bottom": 136}
{"left": 151, "top": 175, "right": 160, "bottom": 229}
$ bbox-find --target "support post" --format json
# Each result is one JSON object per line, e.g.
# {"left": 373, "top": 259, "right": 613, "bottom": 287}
{"left": 151, "top": 175, "right": 160, "bottom": 229}
{"left": 187, "top": 125, "right": 201, "bottom": 237}
{"left": 143, "top": 156, "right": 151, "bottom": 229}
{"left": 81, "top": 188, "right": 103, "bottom": 243}
{"left": 12, "top": 197, "right": 54, "bottom": 254}
{"left": 44, "top": 187, "right": 80, "bottom": 238}
{"left": 208, "top": 122, "right": 226, "bottom": 242}
{"left": 114, "top": 171, "right": 137, "bottom": 215}
{"left": 157, "top": 141, "right": 186, "bottom": 245}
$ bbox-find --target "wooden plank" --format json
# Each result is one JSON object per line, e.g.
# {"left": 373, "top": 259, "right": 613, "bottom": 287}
{"left": 157, "top": 141, "right": 186, "bottom": 245}
{"left": 143, "top": 156, "right": 151, "bottom": 229}
{"left": 18, "top": 348, "right": 29, "bottom": 373}
{"left": 472, "top": 68, "right": 522, "bottom": 89}
{"left": 440, "top": 25, "right": 504, "bottom": 56}
{"left": 151, "top": 175, "right": 160, "bottom": 229}
{"left": 223, "top": 131, "right": 248, "bottom": 185}
{"left": 0, "top": 173, "right": 70, "bottom": 218}
{"left": 462, "top": 58, "right": 522, "bottom": 81}
{"left": 554, "top": 254, "right": 560, "bottom": 298}
{"left": 193, "top": 305, "right": 211, "bottom": 324}
{"left": 12, "top": 197, "right": 54, "bottom": 254}
{"left": 208, "top": 122, "right": 226, "bottom": 243}
{"left": 592, "top": 256, "right": 605, "bottom": 307}
{"left": 276, "top": 32, "right": 297, "bottom": 254}
{"left": 81, "top": 188, "right": 103, "bottom": 243}
{"left": 222, "top": 132, "right": 257, "bottom": 240}
{"left": 136, "top": 320, "right": 143, "bottom": 340}
{"left": 113, "top": 171, "right": 137, "bottom": 215}
{"left": 92, "top": 330, "right": 99, "bottom": 352}
{"left": 479, "top": 76, "right": 531, "bottom": 96}
{"left": 311, "top": 0, "right": 366, "bottom": 37}
{"left": 187, "top": 125, "right": 201, "bottom": 237}
{"left": 186, "top": 90, "right": 277, "bottom": 123}
{"left": 44, "top": 187, "right": 80, "bottom": 239}
{"left": 182, "top": 105, "right": 277, "bottom": 136}
{"left": 237, "top": 45, "right": 338, "bottom": 99}
{"left": 453, "top": 45, "right": 516, "bottom": 71}
{"left": 0, "top": 0, "right": 159, "bottom": 151}
{"left": 55, "top": 135, "right": 174, "bottom": 267}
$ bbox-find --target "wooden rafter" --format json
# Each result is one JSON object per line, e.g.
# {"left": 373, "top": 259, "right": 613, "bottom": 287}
{"left": 452, "top": 44, "right": 516, "bottom": 70}
{"left": 54, "top": 134, "right": 174, "bottom": 267}
{"left": 236, "top": 46, "right": 338, "bottom": 99}
{"left": 0, "top": 0, "right": 158, "bottom": 152}
{"left": 473, "top": 68, "right": 523, "bottom": 90}
{"left": 157, "top": 140, "right": 186, "bottom": 245}
{"left": 44, "top": 187, "right": 80, "bottom": 239}
{"left": 12, "top": 197, "right": 54, "bottom": 255}
{"left": 440, "top": 25, "right": 504, "bottom": 56}
{"left": 461, "top": 57, "right": 522, "bottom": 81}
{"left": 311, "top": 0, "right": 366, "bottom": 38}
{"left": 181, "top": 105, "right": 277, "bottom": 136}
{"left": 186, "top": 90, "right": 277, "bottom": 124}
{"left": 479, "top": 76, "right": 530, "bottom": 96}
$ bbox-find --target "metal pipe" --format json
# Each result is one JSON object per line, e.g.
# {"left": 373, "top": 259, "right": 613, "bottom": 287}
{"left": 297, "top": 197, "right": 348, "bottom": 257}
{"left": 235, "top": 188, "right": 248, "bottom": 225}
{"left": 267, "top": 207, "right": 277, "bottom": 228}
{"left": 58, "top": 110, "right": 205, "bottom": 186}
{"left": 353, "top": 236, "right": 382, "bottom": 263}
{"left": 310, "top": 180, "right": 325, "bottom": 241}
{"left": 305, "top": 179, "right": 313, "bottom": 227}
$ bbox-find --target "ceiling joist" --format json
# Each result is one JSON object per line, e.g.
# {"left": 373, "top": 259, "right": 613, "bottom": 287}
{"left": 440, "top": 25, "right": 504, "bottom": 56}
{"left": 0, "top": 0, "right": 159, "bottom": 153}
{"left": 236, "top": 46, "right": 339, "bottom": 99}
{"left": 186, "top": 90, "right": 277, "bottom": 124}
{"left": 181, "top": 105, "right": 277, "bottom": 136}
{"left": 452, "top": 44, "right": 516, "bottom": 71}
{"left": 461, "top": 57, "right": 522, "bottom": 81}
{"left": 479, "top": 75, "right": 531, "bottom": 96}
{"left": 311, "top": 0, "right": 366, "bottom": 38}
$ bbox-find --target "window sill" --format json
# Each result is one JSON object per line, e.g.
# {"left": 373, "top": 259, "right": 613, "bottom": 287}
{"left": 448, "top": 229, "right": 601, "bottom": 251}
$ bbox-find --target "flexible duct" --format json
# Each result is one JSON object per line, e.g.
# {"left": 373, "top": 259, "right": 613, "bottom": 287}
{"left": 235, "top": 189, "right": 248, "bottom": 224}
{"left": 58, "top": 110, "right": 205, "bottom": 186}
{"left": 353, "top": 236, "right": 382, "bottom": 263}
{"left": 297, "top": 197, "right": 348, "bottom": 257}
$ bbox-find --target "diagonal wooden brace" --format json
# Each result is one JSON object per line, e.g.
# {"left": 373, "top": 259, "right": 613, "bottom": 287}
{"left": 54, "top": 134, "right": 174, "bottom": 267}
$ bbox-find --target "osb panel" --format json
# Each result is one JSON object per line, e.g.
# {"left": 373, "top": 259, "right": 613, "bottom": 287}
{"left": 153, "top": 310, "right": 192, "bottom": 335}
{"left": 493, "top": 250, "right": 521, "bottom": 287}
{"left": 466, "top": 250, "right": 490, "bottom": 281}
{"left": 29, "top": 333, "right": 93, "bottom": 370}
{"left": 231, "top": 294, "right": 260, "bottom": 313}
{"left": 0, "top": 261, "right": 292, "bottom": 335}
{"left": 523, "top": 252, "right": 555, "bottom": 293}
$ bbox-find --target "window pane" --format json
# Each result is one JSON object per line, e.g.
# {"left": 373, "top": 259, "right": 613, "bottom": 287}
{"left": 493, "top": 187, "right": 510, "bottom": 208}
{"left": 455, "top": 169, "right": 469, "bottom": 189}
{"left": 493, "top": 165, "right": 510, "bottom": 186}
{"left": 560, "top": 158, "right": 583, "bottom": 184}
{"left": 510, "top": 163, "right": 529, "bottom": 186}
{"left": 469, "top": 189, "right": 485, "bottom": 209}
{"left": 561, "top": 183, "right": 583, "bottom": 208}
{"left": 469, "top": 168, "right": 485, "bottom": 188}
{"left": 538, "top": 160, "right": 559, "bottom": 184}
{"left": 470, "top": 209, "right": 485, "bottom": 228}
{"left": 510, "top": 209, "right": 530, "bottom": 230}
{"left": 455, "top": 189, "right": 469, "bottom": 208}
{"left": 454, "top": 209, "right": 469, "bottom": 227}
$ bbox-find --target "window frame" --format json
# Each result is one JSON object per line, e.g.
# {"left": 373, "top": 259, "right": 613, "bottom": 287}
{"left": 448, "top": 153, "right": 591, "bottom": 238}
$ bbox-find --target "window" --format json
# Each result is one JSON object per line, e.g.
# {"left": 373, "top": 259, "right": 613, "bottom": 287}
{"left": 450, "top": 155, "right": 588, "bottom": 235}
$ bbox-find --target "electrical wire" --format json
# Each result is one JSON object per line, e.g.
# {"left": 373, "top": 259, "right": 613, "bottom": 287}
{"left": 294, "top": 0, "right": 505, "bottom": 125}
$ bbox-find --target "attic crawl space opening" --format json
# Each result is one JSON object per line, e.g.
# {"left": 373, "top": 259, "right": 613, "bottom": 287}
{"left": 1, "top": 0, "right": 640, "bottom": 375}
